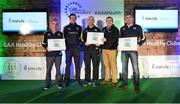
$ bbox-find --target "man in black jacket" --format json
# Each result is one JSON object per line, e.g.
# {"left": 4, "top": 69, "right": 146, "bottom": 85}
{"left": 101, "top": 16, "right": 119, "bottom": 87}
{"left": 42, "top": 19, "right": 64, "bottom": 90}
{"left": 63, "top": 13, "right": 82, "bottom": 86}
{"left": 82, "top": 16, "right": 101, "bottom": 87}
{"left": 118, "top": 14, "right": 146, "bottom": 93}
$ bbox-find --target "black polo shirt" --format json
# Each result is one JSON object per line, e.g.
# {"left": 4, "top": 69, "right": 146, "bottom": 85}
{"left": 63, "top": 23, "right": 82, "bottom": 50}
{"left": 120, "top": 24, "right": 146, "bottom": 46}
{"left": 42, "top": 30, "right": 63, "bottom": 56}
{"left": 82, "top": 25, "right": 101, "bottom": 50}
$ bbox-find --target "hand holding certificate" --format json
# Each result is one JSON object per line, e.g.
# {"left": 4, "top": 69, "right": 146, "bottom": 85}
{"left": 48, "top": 39, "right": 66, "bottom": 51}
{"left": 86, "top": 32, "right": 104, "bottom": 45}
{"left": 118, "top": 37, "right": 137, "bottom": 51}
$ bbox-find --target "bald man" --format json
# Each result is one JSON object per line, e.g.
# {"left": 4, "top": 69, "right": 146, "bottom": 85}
{"left": 82, "top": 16, "right": 101, "bottom": 87}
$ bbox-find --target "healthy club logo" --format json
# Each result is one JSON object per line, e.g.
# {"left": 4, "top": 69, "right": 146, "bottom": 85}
{"left": 4, "top": 59, "right": 21, "bottom": 78}
{"left": 139, "top": 58, "right": 149, "bottom": 78}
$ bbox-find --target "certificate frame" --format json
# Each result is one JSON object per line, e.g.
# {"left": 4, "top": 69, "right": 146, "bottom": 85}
{"left": 48, "top": 39, "right": 66, "bottom": 51}
{"left": 118, "top": 37, "right": 137, "bottom": 51}
{"left": 86, "top": 32, "right": 104, "bottom": 45}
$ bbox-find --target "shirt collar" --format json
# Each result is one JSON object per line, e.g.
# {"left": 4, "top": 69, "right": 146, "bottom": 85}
{"left": 87, "top": 25, "right": 95, "bottom": 29}
{"left": 69, "top": 23, "right": 77, "bottom": 26}
{"left": 106, "top": 24, "right": 114, "bottom": 30}
{"left": 49, "top": 30, "right": 58, "bottom": 34}
{"left": 125, "top": 23, "right": 135, "bottom": 28}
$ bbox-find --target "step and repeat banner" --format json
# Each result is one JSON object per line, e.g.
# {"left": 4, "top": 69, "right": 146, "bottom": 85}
{"left": 1, "top": 55, "right": 180, "bottom": 80}
{"left": 1, "top": 0, "right": 180, "bottom": 80}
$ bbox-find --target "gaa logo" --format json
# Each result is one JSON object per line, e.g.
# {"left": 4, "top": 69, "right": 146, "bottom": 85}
{"left": 3, "top": 59, "right": 21, "bottom": 78}
{"left": 64, "top": 1, "right": 82, "bottom": 18}
{"left": 64, "top": 1, "right": 90, "bottom": 18}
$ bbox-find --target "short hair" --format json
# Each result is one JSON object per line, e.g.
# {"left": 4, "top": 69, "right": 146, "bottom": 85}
{"left": 125, "top": 13, "right": 134, "bottom": 18}
{"left": 69, "top": 13, "right": 77, "bottom": 19}
{"left": 51, "top": 18, "right": 58, "bottom": 22}
{"left": 106, "top": 16, "right": 113, "bottom": 22}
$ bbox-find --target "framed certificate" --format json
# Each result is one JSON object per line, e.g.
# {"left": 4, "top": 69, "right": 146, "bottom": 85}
{"left": 118, "top": 37, "right": 137, "bottom": 51}
{"left": 86, "top": 32, "right": 104, "bottom": 45}
{"left": 48, "top": 39, "right": 66, "bottom": 51}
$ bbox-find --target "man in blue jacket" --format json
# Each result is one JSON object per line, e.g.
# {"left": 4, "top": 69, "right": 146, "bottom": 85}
{"left": 63, "top": 14, "right": 82, "bottom": 87}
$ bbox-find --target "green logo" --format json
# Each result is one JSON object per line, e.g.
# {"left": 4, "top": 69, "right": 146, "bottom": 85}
{"left": 4, "top": 59, "right": 21, "bottom": 78}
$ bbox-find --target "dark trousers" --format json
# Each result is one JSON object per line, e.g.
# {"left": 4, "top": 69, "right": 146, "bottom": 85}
{"left": 121, "top": 51, "right": 140, "bottom": 87}
{"left": 84, "top": 48, "right": 100, "bottom": 82}
{"left": 65, "top": 48, "right": 80, "bottom": 83}
{"left": 45, "top": 56, "right": 62, "bottom": 87}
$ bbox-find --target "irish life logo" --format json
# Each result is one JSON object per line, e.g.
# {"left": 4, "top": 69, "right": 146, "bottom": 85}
{"left": 3, "top": 59, "right": 21, "bottom": 78}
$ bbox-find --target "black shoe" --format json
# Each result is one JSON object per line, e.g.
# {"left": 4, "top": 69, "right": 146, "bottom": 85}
{"left": 92, "top": 80, "right": 99, "bottom": 87}
{"left": 118, "top": 84, "right": 128, "bottom": 90}
{"left": 44, "top": 85, "right": 50, "bottom": 90}
{"left": 83, "top": 81, "right": 91, "bottom": 87}
{"left": 77, "top": 81, "right": 82, "bottom": 86}
{"left": 134, "top": 86, "right": 140, "bottom": 93}
{"left": 64, "top": 83, "right": 69, "bottom": 87}
{"left": 56, "top": 84, "right": 64, "bottom": 89}
{"left": 64, "top": 80, "right": 69, "bottom": 87}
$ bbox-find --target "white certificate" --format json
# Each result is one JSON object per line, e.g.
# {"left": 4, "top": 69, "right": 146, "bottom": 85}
{"left": 118, "top": 37, "right": 137, "bottom": 51}
{"left": 86, "top": 32, "right": 104, "bottom": 45}
{"left": 48, "top": 39, "right": 66, "bottom": 51}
